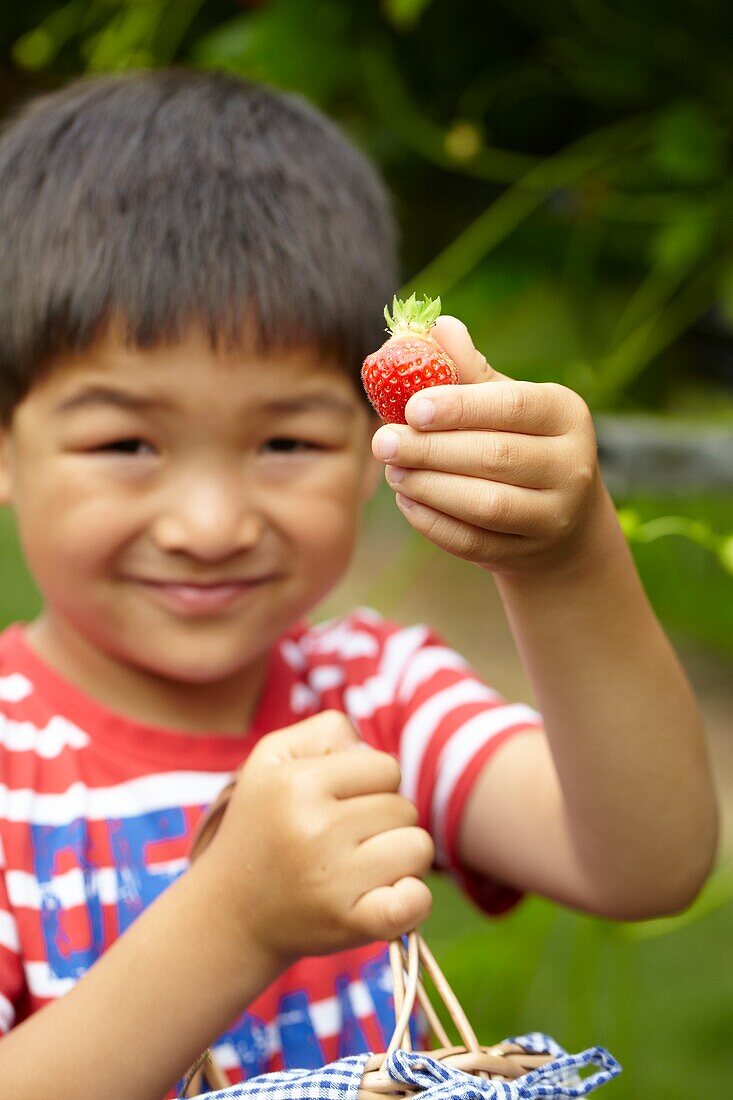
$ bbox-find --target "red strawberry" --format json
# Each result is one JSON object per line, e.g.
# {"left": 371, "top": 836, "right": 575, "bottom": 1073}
{"left": 361, "top": 293, "right": 458, "bottom": 423}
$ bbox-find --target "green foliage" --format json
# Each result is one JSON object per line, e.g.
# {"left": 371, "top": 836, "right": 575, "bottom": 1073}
{"left": 1, "top": 7, "right": 730, "bottom": 597}
{"left": 193, "top": 1, "right": 354, "bottom": 104}
{"left": 0, "top": 512, "right": 41, "bottom": 626}
{"left": 383, "top": 0, "right": 437, "bottom": 31}
{"left": 650, "top": 101, "right": 728, "bottom": 185}
{"left": 617, "top": 494, "right": 733, "bottom": 657}
{"left": 2, "top": 0, "right": 731, "bottom": 639}
{"left": 11, "top": 0, "right": 207, "bottom": 72}
{"left": 0, "top": 9, "right": 731, "bottom": 1092}
{"left": 5, "top": 1, "right": 733, "bottom": 413}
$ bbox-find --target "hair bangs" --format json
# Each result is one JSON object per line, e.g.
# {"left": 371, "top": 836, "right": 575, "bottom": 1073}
{"left": 0, "top": 69, "right": 397, "bottom": 420}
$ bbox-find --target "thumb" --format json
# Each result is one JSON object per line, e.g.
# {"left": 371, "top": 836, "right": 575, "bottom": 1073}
{"left": 431, "top": 315, "right": 510, "bottom": 384}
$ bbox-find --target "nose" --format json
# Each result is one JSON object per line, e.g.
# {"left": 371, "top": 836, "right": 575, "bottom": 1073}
{"left": 151, "top": 471, "right": 265, "bottom": 562}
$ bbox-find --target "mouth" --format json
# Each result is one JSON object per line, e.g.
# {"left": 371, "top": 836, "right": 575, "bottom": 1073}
{"left": 131, "top": 576, "right": 275, "bottom": 615}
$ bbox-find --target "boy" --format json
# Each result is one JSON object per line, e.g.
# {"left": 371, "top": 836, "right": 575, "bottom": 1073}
{"left": 0, "top": 69, "right": 717, "bottom": 1100}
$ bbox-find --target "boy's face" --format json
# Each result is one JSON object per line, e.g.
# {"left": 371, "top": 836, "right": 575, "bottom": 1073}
{"left": 0, "top": 328, "right": 381, "bottom": 698}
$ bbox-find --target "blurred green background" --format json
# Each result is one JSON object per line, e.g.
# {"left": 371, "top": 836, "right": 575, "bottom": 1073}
{"left": 1, "top": 2, "right": 732, "bottom": 1096}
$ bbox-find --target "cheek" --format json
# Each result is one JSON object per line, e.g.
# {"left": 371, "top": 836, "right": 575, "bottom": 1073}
{"left": 298, "top": 497, "right": 360, "bottom": 555}
{"left": 279, "top": 470, "right": 364, "bottom": 565}
{"left": 13, "top": 469, "right": 139, "bottom": 581}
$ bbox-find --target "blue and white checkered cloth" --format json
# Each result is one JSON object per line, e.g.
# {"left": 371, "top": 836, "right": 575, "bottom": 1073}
{"left": 187, "top": 1033, "right": 621, "bottom": 1100}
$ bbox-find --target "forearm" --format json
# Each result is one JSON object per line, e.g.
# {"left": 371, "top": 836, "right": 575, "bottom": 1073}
{"left": 494, "top": 482, "right": 719, "bottom": 915}
{"left": 0, "top": 860, "right": 280, "bottom": 1100}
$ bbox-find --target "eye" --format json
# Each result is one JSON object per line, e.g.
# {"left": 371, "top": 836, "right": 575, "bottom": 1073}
{"left": 262, "top": 437, "right": 319, "bottom": 453}
{"left": 94, "top": 438, "right": 156, "bottom": 456}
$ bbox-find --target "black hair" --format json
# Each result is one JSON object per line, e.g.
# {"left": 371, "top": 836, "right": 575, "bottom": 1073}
{"left": 0, "top": 68, "right": 398, "bottom": 422}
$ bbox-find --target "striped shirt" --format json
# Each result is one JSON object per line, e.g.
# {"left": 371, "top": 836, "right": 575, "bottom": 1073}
{"left": 0, "top": 609, "right": 542, "bottom": 1092}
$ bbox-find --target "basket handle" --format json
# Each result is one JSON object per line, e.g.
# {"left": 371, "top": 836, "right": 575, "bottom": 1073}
{"left": 383, "top": 932, "right": 479, "bottom": 1066}
{"left": 181, "top": 776, "right": 483, "bottom": 1091}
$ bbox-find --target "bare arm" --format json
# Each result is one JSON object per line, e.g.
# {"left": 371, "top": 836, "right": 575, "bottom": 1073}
{"left": 371, "top": 315, "right": 719, "bottom": 920}
{"left": 0, "top": 858, "right": 280, "bottom": 1100}
{"left": 460, "top": 482, "right": 718, "bottom": 919}
{"left": 0, "top": 713, "right": 433, "bottom": 1099}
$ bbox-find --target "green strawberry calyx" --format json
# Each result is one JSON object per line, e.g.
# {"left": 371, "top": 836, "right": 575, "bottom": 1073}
{"left": 384, "top": 293, "right": 442, "bottom": 339}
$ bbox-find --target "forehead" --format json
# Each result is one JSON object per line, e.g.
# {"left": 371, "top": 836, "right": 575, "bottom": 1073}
{"left": 33, "top": 328, "right": 364, "bottom": 422}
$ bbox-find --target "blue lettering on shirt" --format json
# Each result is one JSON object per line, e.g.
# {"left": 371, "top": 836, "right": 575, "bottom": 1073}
{"left": 108, "top": 809, "right": 187, "bottom": 933}
{"left": 32, "top": 818, "right": 105, "bottom": 980}
{"left": 277, "top": 989, "right": 324, "bottom": 1069}
{"left": 360, "top": 952, "right": 394, "bottom": 1046}
{"left": 336, "top": 973, "right": 368, "bottom": 1057}
{"left": 32, "top": 808, "right": 187, "bottom": 980}
{"left": 215, "top": 1011, "right": 269, "bottom": 1078}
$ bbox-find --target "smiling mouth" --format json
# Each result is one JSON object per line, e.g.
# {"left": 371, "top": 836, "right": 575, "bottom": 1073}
{"left": 132, "top": 577, "right": 274, "bottom": 614}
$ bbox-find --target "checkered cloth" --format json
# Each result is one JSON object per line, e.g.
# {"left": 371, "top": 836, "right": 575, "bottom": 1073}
{"left": 187, "top": 1034, "right": 621, "bottom": 1099}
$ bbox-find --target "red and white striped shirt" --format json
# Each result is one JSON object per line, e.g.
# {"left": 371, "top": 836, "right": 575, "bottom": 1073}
{"left": 0, "top": 608, "right": 542, "bottom": 1091}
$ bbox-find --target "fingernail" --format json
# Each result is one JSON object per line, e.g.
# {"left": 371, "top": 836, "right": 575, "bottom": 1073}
{"left": 411, "top": 398, "right": 434, "bottom": 428}
{"left": 375, "top": 429, "right": 399, "bottom": 461}
{"left": 396, "top": 493, "right": 414, "bottom": 510}
{"left": 386, "top": 464, "right": 405, "bottom": 484}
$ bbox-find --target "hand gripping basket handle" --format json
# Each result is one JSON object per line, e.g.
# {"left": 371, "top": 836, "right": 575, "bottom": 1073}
{"left": 181, "top": 778, "right": 551, "bottom": 1097}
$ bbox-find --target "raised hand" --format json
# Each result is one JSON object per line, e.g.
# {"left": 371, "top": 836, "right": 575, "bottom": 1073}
{"left": 371, "top": 316, "right": 603, "bottom": 576}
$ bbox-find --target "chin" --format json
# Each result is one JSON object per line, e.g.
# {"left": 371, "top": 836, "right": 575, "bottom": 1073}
{"left": 130, "top": 643, "right": 261, "bottom": 686}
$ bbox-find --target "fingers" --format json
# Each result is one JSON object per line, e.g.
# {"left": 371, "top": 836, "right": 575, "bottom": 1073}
{"left": 400, "top": 380, "right": 572, "bottom": 435}
{"left": 349, "top": 823, "right": 435, "bottom": 940}
{"left": 376, "top": 428, "right": 565, "bottom": 489}
{"left": 312, "top": 749, "right": 402, "bottom": 800}
{"left": 341, "top": 792, "right": 418, "bottom": 841}
{"left": 356, "top": 825, "right": 435, "bottom": 879}
{"left": 351, "top": 877, "right": 433, "bottom": 941}
{"left": 400, "top": 379, "right": 575, "bottom": 436}
{"left": 386, "top": 469, "right": 553, "bottom": 537}
{"left": 387, "top": 500, "right": 522, "bottom": 566}
{"left": 259, "top": 710, "right": 362, "bottom": 762}
{"left": 258, "top": 714, "right": 403, "bottom": 799}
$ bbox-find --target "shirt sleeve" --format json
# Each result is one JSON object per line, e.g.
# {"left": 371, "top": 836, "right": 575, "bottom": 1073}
{"left": 392, "top": 624, "right": 544, "bottom": 916}
{"left": 0, "top": 855, "right": 23, "bottom": 1035}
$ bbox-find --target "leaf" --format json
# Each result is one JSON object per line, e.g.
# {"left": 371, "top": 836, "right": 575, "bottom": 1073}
{"left": 548, "top": 39, "right": 651, "bottom": 107}
{"left": 189, "top": 11, "right": 255, "bottom": 70}
{"left": 11, "top": 0, "right": 88, "bottom": 71}
{"left": 383, "top": 0, "right": 437, "bottom": 30}
{"left": 650, "top": 101, "right": 728, "bottom": 184}
{"left": 192, "top": 0, "right": 353, "bottom": 107}
{"left": 719, "top": 535, "right": 733, "bottom": 574}
{"left": 83, "top": 3, "right": 162, "bottom": 72}
{"left": 650, "top": 209, "right": 714, "bottom": 273}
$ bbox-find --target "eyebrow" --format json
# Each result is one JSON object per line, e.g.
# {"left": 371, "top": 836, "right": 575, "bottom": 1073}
{"left": 53, "top": 386, "right": 168, "bottom": 415}
{"left": 53, "top": 387, "right": 358, "bottom": 419}
{"left": 259, "top": 395, "right": 358, "bottom": 417}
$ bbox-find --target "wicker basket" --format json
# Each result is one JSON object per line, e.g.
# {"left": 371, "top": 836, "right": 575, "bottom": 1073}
{"left": 180, "top": 783, "right": 554, "bottom": 1098}
{"left": 354, "top": 931, "right": 553, "bottom": 1100}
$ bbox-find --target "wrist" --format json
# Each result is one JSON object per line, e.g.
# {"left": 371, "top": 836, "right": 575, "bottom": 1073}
{"left": 497, "top": 477, "right": 624, "bottom": 594}
{"left": 183, "top": 855, "right": 286, "bottom": 997}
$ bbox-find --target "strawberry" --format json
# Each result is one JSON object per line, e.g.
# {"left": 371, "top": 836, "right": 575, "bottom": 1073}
{"left": 361, "top": 293, "right": 458, "bottom": 423}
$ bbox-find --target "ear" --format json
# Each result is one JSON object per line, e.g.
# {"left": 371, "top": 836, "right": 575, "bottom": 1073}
{"left": 0, "top": 426, "right": 13, "bottom": 506}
